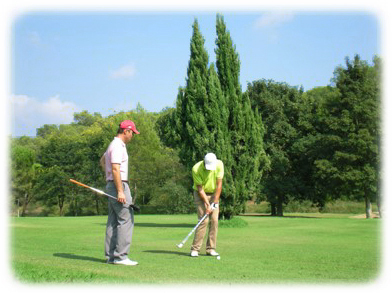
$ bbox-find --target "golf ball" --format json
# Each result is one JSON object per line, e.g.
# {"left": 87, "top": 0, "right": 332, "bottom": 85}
{"left": 217, "top": 256, "right": 221, "bottom": 260}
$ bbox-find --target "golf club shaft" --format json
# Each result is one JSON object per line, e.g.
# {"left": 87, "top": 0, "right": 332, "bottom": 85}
{"left": 178, "top": 213, "right": 209, "bottom": 246}
{"left": 69, "top": 179, "right": 140, "bottom": 211}
{"left": 70, "top": 179, "right": 116, "bottom": 199}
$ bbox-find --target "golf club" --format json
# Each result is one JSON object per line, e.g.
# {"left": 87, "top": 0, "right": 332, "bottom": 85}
{"left": 69, "top": 179, "right": 140, "bottom": 212}
{"left": 176, "top": 213, "right": 209, "bottom": 248}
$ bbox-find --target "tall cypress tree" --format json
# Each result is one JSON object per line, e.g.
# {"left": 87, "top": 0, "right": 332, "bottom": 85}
{"left": 215, "top": 14, "right": 269, "bottom": 216}
{"left": 173, "top": 19, "right": 212, "bottom": 170}
{"left": 159, "top": 16, "right": 268, "bottom": 219}
{"left": 205, "top": 63, "right": 236, "bottom": 218}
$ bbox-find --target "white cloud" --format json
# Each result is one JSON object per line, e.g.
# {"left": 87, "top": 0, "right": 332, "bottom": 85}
{"left": 254, "top": 11, "right": 295, "bottom": 29}
{"left": 109, "top": 64, "right": 137, "bottom": 79}
{"left": 10, "top": 94, "right": 81, "bottom": 136}
{"left": 254, "top": 12, "right": 295, "bottom": 43}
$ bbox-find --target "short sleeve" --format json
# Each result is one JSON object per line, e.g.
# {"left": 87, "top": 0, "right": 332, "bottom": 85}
{"left": 110, "top": 142, "right": 123, "bottom": 165}
{"left": 192, "top": 166, "right": 203, "bottom": 186}
{"left": 216, "top": 161, "right": 224, "bottom": 179}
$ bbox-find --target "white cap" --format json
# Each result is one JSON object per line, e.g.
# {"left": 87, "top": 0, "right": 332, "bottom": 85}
{"left": 204, "top": 153, "right": 217, "bottom": 171}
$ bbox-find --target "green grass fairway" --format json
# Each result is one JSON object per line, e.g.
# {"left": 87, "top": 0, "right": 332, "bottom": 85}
{"left": 10, "top": 214, "right": 381, "bottom": 284}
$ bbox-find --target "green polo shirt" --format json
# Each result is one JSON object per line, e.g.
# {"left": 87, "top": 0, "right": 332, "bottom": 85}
{"left": 192, "top": 160, "right": 224, "bottom": 193}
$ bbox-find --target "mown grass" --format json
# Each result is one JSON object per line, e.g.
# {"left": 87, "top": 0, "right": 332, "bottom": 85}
{"left": 10, "top": 214, "right": 381, "bottom": 284}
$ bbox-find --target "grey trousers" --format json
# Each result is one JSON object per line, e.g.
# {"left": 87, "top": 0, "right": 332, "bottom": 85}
{"left": 104, "top": 181, "right": 134, "bottom": 261}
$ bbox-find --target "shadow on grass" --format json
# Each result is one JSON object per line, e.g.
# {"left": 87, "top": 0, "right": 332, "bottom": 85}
{"left": 143, "top": 250, "right": 190, "bottom": 256}
{"left": 96, "top": 223, "right": 194, "bottom": 228}
{"left": 53, "top": 253, "right": 105, "bottom": 263}
{"left": 135, "top": 223, "right": 194, "bottom": 228}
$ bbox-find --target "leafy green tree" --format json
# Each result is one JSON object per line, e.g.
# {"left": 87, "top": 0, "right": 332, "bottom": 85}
{"left": 158, "top": 21, "right": 225, "bottom": 175}
{"left": 10, "top": 143, "right": 42, "bottom": 216}
{"left": 36, "top": 124, "right": 59, "bottom": 138}
{"left": 215, "top": 15, "right": 269, "bottom": 217}
{"left": 291, "top": 55, "right": 381, "bottom": 217}
{"left": 164, "top": 19, "right": 235, "bottom": 217}
{"left": 246, "top": 80, "right": 301, "bottom": 216}
{"left": 149, "top": 179, "right": 194, "bottom": 214}
{"left": 156, "top": 107, "right": 179, "bottom": 148}
{"left": 173, "top": 19, "right": 213, "bottom": 169}
{"left": 157, "top": 16, "right": 269, "bottom": 219}
{"left": 320, "top": 55, "right": 381, "bottom": 218}
{"left": 81, "top": 134, "right": 108, "bottom": 213}
{"left": 12, "top": 135, "right": 45, "bottom": 154}
{"left": 73, "top": 110, "right": 103, "bottom": 126}
{"left": 37, "top": 125, "right": 92, "bottom": 215}
{"left": 35, "top": 165, "right": 69, "bottom": 216}
{"left": 215, "top": 14, "right": 241, "bottom": 98}
{"left": 292, "top": 86, "right": 341, "bottom": 208}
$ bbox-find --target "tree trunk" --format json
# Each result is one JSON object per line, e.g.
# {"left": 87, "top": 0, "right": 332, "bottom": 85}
{"left": 70, "top": 193, "right": 77, "bottom": 216}
{"left": 74, "top": 196, "right": 78, "bottom": 216}
{"left": 59, "top": 197, "right": 65, "bottom": 216}
{"left": 270, "top": 202, "right": 277, "bottom": 216}
{"left": 376, "top": 194, "right": 382, "bottom": 218}
{"left": 223, "top": 212, "right": 232, "bottom": 220}
{"left": 277, "top": 201, "right": 283, "bottom": 217}
{"left": 277, "top": 195, "right": 283, "bottom": 217}
{"left": 95, "top": 198, "right": 100, "bottom": 215}
{"left": 365, "top": 197, "right": 372, "bottom": 219}
{"left": 21, "top": 193, "right": 29, "bottom": 217}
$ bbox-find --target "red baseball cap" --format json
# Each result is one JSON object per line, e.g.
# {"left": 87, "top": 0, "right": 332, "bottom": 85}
{"left": 120, "top": 120, "right": 140, "bottom": 134}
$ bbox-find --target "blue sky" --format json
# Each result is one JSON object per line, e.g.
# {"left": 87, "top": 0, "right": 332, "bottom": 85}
{"left": 10, "top": 11, "right": 380, "bottom": 137}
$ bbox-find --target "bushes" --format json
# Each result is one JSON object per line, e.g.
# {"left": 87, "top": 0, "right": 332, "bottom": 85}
{"left": 321, "top": 199, "right": 377, "bottom": 214}
{"left": 148, "top": 181, "right": 194, "bottom": 214}
{"left": 219, "top": 217, "right": 248, "bottom": 228}
{"left": 284, "top": 200, "right": 320, "bottom": 213}
{"left": 245, "top": 200, "right": 379, "bottom": 215}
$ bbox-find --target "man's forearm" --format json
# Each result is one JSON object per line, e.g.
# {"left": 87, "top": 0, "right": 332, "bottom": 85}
{"left": 214, "top": 188, "right": 222, "bottom": 202}
{"left": 197, "top": 186, "right": 210, "bottom": 206}
{"left": 214, "top": 179, "right": 223, "bottom": 203}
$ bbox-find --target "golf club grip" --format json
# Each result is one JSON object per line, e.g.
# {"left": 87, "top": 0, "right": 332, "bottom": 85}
{"left": 69, "top": 179, "right": 91, "bottom": 189}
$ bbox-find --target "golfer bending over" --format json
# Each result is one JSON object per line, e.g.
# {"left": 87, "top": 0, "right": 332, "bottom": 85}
{"left": 190, "top": 153, "right": 224, "bottom": 257}
{"left": 100, "top": 120, "right": 140, "bottom": 266}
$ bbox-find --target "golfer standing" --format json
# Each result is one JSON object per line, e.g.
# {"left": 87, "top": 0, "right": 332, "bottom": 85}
{"left": 190, "top": 153, "right": 224, "bottom": 257}
{"left": 100, "top": 120, "right": 140, "bottom": 266}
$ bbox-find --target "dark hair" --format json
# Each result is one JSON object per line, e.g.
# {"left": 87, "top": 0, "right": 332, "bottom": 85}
{"left": 117, "top": 125, "right": 125, "bottom": 134}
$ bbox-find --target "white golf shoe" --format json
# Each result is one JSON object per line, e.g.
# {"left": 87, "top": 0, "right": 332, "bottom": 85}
{"left": 207, "top": 250, "right": 219, "bottom": 256}
{"left": 113, "top": 258, "right": 139, "bottom": 266}
{"left": 190, "top": 251, "right": 199, "bottom": 257}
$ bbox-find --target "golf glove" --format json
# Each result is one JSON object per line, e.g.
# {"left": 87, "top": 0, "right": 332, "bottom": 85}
{"left": 210, "top": 203, "right": 219, "bottom": 210}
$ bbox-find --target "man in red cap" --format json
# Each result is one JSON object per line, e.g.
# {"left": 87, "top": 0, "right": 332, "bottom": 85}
{"left": 100, "top": 120, "right": 140, "bottom": 266}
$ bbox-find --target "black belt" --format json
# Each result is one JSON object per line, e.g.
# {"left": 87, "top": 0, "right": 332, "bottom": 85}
{"left": 108, "top": 180, "right": 129, "bottom": 184}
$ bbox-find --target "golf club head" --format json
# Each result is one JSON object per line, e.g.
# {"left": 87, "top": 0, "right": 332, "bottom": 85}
{"left": 176, "top": 243, "right": 183, "bottom": 248}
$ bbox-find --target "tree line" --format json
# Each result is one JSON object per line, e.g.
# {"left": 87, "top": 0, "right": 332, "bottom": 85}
{"left": 10, "top": 15, "right": 381, "bottom": 219}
